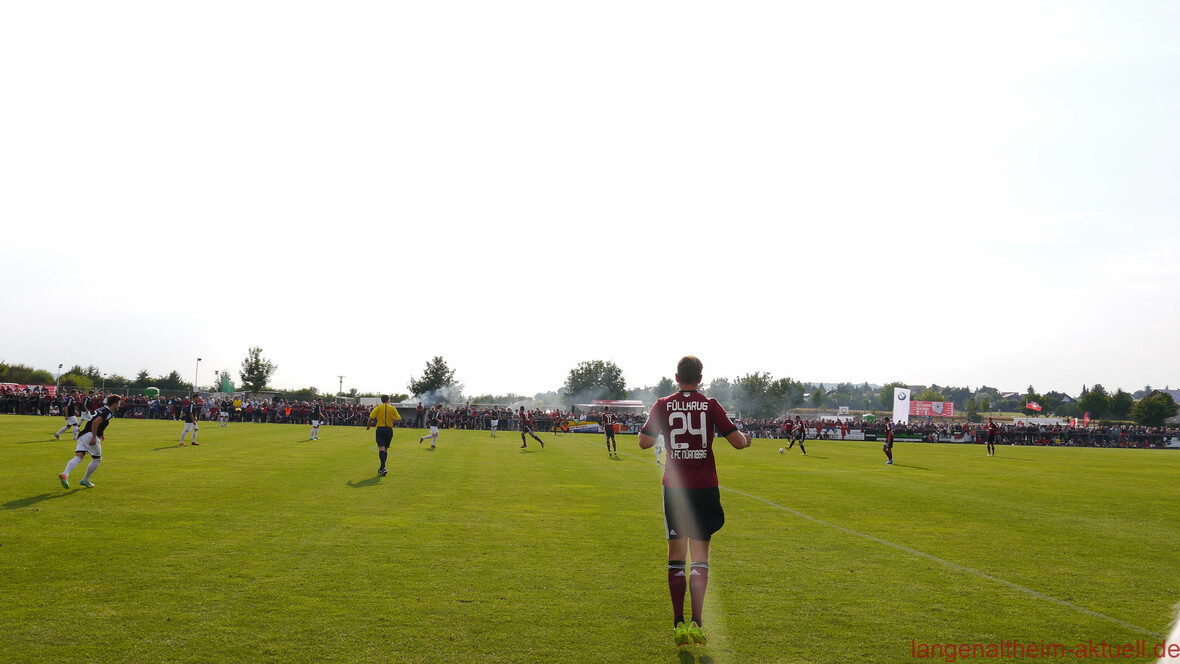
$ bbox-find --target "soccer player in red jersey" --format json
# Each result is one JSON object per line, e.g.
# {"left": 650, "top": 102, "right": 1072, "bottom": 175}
{"left": 602, "top": 405, "right": 618, "bottom": 457}
{"left": 637, "top": 356, "right": 752, "bottom": 646}
{"left": 786, "top": 415, "right": 807, "bottom": 455}
{"left": 883, "top": 419, "right": 895, "bottom": 464}
{"left": 518, "top": 406, "right": 545, "bottom": 449}
{"left": 986, "top": 417, "right": 999, "bottom": 457}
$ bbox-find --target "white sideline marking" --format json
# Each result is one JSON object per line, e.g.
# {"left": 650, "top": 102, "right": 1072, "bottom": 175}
{"left": 569, "top": 434, "right": 1162, "bottom": 638}
{"left": 722, "top": 486, "right": 1161, "bottom": 638}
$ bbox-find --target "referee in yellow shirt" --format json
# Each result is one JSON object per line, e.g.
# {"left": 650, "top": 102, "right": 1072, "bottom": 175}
{"left": 366, "top": 394, "right": 401, "bottom": 476}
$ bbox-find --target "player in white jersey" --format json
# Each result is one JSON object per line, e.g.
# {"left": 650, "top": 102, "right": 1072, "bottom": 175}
{"left": 419, "top": 407, "right": 441, "bottom": 448}
{"left": 54, "top": 390, "right": 82, "bottom": 440}
{"left": 179, "top": 396, "right": 200, "bottom": 446}
{"left": 60, "top": 395, "right": 122, "bottom": 489}
{"left": 79, "top": 391, "right": 97, "bottom": 425}
{"left": 309, "top": 400, "right": 325, "bottom": 440}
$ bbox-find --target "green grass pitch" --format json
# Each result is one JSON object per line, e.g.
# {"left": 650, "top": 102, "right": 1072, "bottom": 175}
{"left": 1, "top": 415, "right": 1177, "bottom": 663}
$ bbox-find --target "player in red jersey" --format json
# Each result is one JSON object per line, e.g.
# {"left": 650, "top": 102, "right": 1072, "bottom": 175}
{"left": 638, "top": 356, "right": 751, "bottom": 647}
{"left": 602, "top": 405, "right": 618, "bottom": 457}
{"left": 518, "top": 406, "right": 545, "bottom": 449}
{"left": 786, "top": 415, "right": 807, "bottom": 454}
{"left": 986, "top": 417, "right": 999, "bottom": 457}
{"left": 883, "top": 419, "right": 895, "bottom": 464}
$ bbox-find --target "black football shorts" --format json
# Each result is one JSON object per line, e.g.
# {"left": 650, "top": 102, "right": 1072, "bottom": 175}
{"left": 375, "top": 426, "right": 393, "bottom": 448}
{"left": 663, "top": 486, "right": 725, "bottom": 541}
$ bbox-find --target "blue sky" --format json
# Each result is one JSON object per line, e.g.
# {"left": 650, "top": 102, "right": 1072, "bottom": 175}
{"left": 2, "top": 1, "right": 1177, "bottom": 398}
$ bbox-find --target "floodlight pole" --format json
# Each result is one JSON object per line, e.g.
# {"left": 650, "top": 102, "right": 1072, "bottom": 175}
{"left": 194, "top": 358, "right": 202, "bottom": 395}
{"left": 337, "top": 375, "right": 345, "bottom": 395}
{"left": 55, "top": 363, "right": 63, "bottom": 388}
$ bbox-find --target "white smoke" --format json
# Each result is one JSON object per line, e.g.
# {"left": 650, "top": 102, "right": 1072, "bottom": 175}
{"left": 508, "top": 398, "right": 543, "bottom": 411}
{"left": 563, "top": 386, "right": 614, "bottom": 407}
{"left": 410, "top": 384, "right": 466, "bottom": 407}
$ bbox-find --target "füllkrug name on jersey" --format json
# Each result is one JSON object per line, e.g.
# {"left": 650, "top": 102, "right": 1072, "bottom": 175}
{"left": 665, "top": 401, "right": 709, "bottom": 411}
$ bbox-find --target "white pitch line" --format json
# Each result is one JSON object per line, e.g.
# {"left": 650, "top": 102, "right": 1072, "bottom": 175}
{"left": 568, "top": 434, "right": 1162, "bottom": 638}
{"left": 722, "top": 486, "right": 1161, "bottom": 638}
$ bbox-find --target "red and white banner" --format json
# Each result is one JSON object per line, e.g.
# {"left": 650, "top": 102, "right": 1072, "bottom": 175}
{"left": 1027, "top": 401, "right": 1042, "bottom": 412}
{"left": 909, "top": 400, "right": 955, "bottom": 418}
{"left": 1083, "top": 412, "right": 1091, "bottom": 427}
{"left": 0, "top": 383, "right": 58, "bottom": 397}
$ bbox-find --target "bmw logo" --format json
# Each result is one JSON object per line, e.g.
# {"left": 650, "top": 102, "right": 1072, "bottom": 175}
{"left": 898, "top": 393, "right": 907, "bottom": 400}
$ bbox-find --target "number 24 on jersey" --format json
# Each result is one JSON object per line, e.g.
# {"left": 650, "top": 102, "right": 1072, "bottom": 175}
{"left": 669, "top": 411, "right": 709, "bottom": 450}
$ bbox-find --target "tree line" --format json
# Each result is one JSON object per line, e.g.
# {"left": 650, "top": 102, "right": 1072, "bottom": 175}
{"left": 554, "top": 361, "right": 1177, "bottom": 427}
{"left": 0, "top": 361, "right": 190, "bottom": 393}
{"left": 0, "top": 347, "right": 283, "bottom": 396}
{"left": 8, "top": 354, "right": 1177, "bottom": 427}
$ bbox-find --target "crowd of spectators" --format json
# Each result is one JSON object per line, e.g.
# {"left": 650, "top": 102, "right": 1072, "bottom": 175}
{"left": 416, "top": 405, "right": 577, "bottom": 432}
{"left": 198, "top": 399, "right": 376, "bottom": 426}
{"left": 736, "top": 415, "right": 1180, "bottom": 449}
{"left": 5, "top": 384, "right": 1178, "bottom": 448}
{"left": 0, "top": 387, "right": 580, "bottom": 433}
{"left": 938, "top": 421, "right": 1179, "bottom": 449}
{"left": 1, "top": 385, "right": 63, "bottom": 415}
{"left": 577, "top": 408, "right": 644, "bottom": 431}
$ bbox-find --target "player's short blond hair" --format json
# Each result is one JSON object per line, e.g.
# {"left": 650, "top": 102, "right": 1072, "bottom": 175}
{"left": 677, "top": 356, "right": 703, "bottom": 384}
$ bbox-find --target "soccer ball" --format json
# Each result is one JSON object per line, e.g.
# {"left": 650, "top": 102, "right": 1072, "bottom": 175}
{"left": 779, "top": 447, "right": 785, "bottom": 454}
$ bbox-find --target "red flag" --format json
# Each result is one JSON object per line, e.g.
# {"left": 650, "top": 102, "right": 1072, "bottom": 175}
{"left": 1083, "top": 412, "right": 1090, "bottom": 427}
{"left": 1027, "top": 401, "right": 1042, "bottom": 412}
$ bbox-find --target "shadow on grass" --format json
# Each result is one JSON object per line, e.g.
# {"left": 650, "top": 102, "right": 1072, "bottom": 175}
{"left": 347, "top": 477, "right": 382, "bottom": 489}
{"left": 801, "top": 455, "right": 829, "bottom": 459}
{"left": 519, "top": 449, "right": 536, "bottom": 454}
{"left": 14, "top": 439, "right": 59, "bottom": 444}
{"left": 893, "top": 463, "right": 930, "bottom": 470}
{"left": 3, "top": 491, "right": 75, "bottom": 510}
{"left": 151, "top": 445, "right": 182, "bottom": 451}
{"left": 676, "top": 651, "right": 715, "bottom": 664}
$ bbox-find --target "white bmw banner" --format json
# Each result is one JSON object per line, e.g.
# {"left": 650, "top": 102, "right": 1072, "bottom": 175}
{"left": 892, "top": 387, "right": 911, "bottom": 424}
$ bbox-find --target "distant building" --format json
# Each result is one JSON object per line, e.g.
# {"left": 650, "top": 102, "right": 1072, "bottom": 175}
{"left": 1145, "top": 388, "right": 1180, "bottom": 403}
{"left": 1141, "top": 389, "right": 1180, "bottom": 424}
